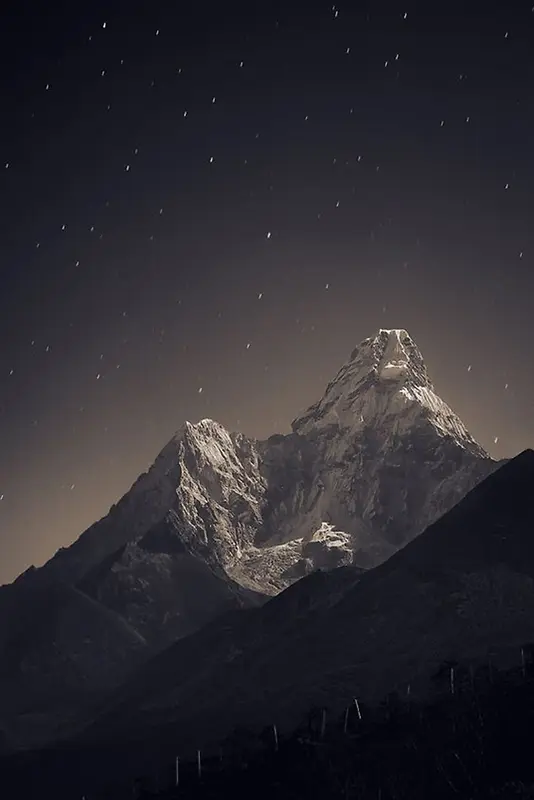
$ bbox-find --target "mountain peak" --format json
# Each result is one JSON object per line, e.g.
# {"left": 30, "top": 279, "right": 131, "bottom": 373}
{"left": 377, "top": 328, "right": 428, "bottom": 380}
{"left": 175, "top": 418, "right": 226, "bottom": 438}
{"left": 292, "top": 328, "right": 487, "bottom": 458}
{"left": 350, "top": 327, "right": 431, "bottom": 388}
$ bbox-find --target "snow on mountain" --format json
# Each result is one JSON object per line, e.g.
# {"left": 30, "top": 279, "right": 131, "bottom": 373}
{"left": 260, "top": 328, "right": 496, "bottom": 567}
{"left": 293, "top": 329, "right": 486, "bottom": 457}
{"left": 7, "top": 327, "right": 496, "bottom": 602}
{"left": 75, "top": 327, "right": 497, "bottom": 604}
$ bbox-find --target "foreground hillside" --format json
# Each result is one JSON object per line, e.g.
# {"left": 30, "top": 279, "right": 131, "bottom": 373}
{"left": 5, "top": 651, "right": 534, "bottom": 799}
{"left": 139, "top": 652, "right": 534, "bottom": 800}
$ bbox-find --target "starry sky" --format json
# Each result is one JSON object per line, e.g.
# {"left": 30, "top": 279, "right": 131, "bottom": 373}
{"left": 1, "top": 0, "right": 533, "bottom": 585}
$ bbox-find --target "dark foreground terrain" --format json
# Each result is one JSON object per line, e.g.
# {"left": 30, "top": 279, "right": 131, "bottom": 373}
{"left": 5, "top": 651, "right": 534, "bottom": 799}
{"left": 116, "top": 654, "right": 534, "bottom": 800}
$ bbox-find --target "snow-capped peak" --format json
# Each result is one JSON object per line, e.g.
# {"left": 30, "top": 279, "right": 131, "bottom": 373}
{"left": 292, "top": 329, "right": 488, "bottom": 457}
{"left": 376, "top": 328, "right": 429, "bottom": 385}
{"left": 320, "top": 329, "right": 431, "bottom": 404}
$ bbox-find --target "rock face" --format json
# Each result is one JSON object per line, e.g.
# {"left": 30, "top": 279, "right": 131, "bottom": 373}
{"left": 263, "top": 328, "right": 492, "bottom": 566}
{"left": 0, "top": 328, "right": 499, "bottom": 748}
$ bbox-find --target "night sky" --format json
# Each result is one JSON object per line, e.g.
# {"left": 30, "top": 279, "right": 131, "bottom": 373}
{"left": 1, "top": 0, "right": 533, "bottom": 585}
